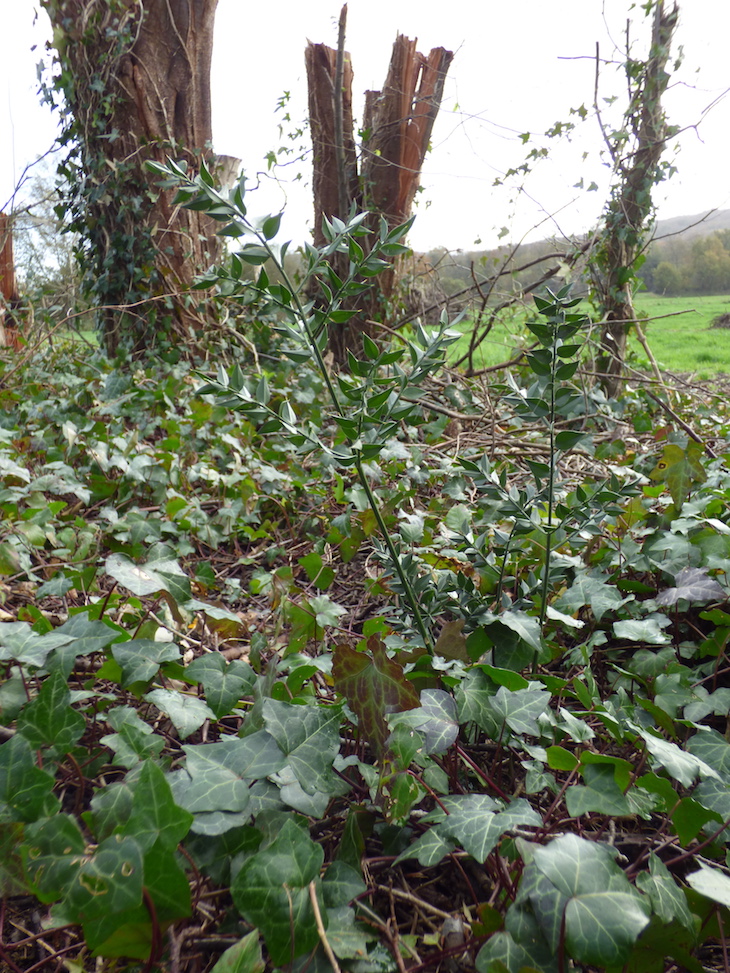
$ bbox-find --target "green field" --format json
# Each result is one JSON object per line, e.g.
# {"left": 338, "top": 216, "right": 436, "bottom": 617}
{"left": 448, "top": 294, "right": 730, "bottom": 378}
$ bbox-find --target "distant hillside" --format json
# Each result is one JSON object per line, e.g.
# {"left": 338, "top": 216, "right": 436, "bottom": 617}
{"left": 653, "top": 209, "right": 730, "bottom": 241}
{"left": 420, "top": 209, "right": 730, "bottom": 310}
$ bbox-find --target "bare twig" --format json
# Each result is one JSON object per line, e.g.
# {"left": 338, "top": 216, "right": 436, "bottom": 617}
{"left": 373, "top": 885, "right": 453, "bottom": 921}
{"left": 309, "top": 881, "right": 341, "bottom": 973}
{"left": 643, "top": 388, "right": 718, "bottom": 458}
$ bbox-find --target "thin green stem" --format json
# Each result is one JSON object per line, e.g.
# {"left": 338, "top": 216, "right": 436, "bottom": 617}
{"left": 539, "top": 325, "right": 558, "bottom": 633}
{"left": 256, "top": 220, "right": 433, "bottom": 652}
{"left": 354, "top": 456, "right": 433, "bottom": 653}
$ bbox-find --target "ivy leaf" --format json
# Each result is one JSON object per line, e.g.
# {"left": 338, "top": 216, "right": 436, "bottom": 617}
{"left": 333, "top": 636, "right": 420, "bottom": 757}
{"left": 488, "top": 610, "right": 543, "bottom": 657}
{"left": 391, "top": 689, "right": 458, "bottom": 754}
{"left": 672, "top": 794, "right": 722, "bottom": 845}
{"left": 45, "top": 612, "right": 120, "bottom": 678}
{"left": 209, "top": 930, "right": 265, "bottom": 973}
{"left": 649, "top": 441, "right": 706, "bottom": 511}
{"left": 325, "top": 905, "right": 375, "bottom": 961}
{"left": 119, "top": 761, "right": 193, "bottom": 852}
{"left": 442, "top": 797, "right": 541, "bottom": 863}
{"left": 613, "top": 615, "right": 671, "bottom": 644}
{"left": 553, "top": 573, "right": 631, "bottom": 622}
{"left": 145, "top": 688, "right": 215, "bottom": 739}
{"left": 105, "top": 553, "right": 169, "bottom": 596}
{"left": 476, "top": 930, "right": 559, "bottom": 973}
{"left": 322, "top": 860, "right": 367, "bottom": 909}
{"left": 112, "top": 639, "right": 181, "bottom": 688}
{"left": 23, "top": 814, "right": 86, "bottom": 903}
{"left": 565, "top": 764, "right": 632, "bottom": 817}
{"left": 530, "top": 834, "right": 650, "bottom": 966}
{"left": 638, "top": 728, "right": 720, "bottom": 787}
{"left": 78, "top": 842, "right": 191, "bottom": 958}
{"left": 656, "top": 567, "right": 726, "bottom": 607}
{"left": 262, "top": 698, "right": 343, "bottom": 795}
{"left": 686, "top": 728, "right": 730, "bottom": 779}
{"left": 16, "top": 671, "right": 85, "bottom": 754}
{"left": 396, "top": 826, "right": 456, "bottom": 867}
{"left": 170, "top": 732, "right": 285, "bottom": 835}
{"left": 487, "top": 685, "right": 550, "bottom": 737}
{"left": 636, "top": 854, "right": 694, "bottom": 928}
{"left": 687, "top": 863, "right": 730, "bottom": 909}
{"left": 65, "top": 835, "right": 144, "bottom": 924}
{"left": 455, "top": 667, "right": 500, "bottom": 738}
{"left": 186, "top": 654, "right": 255, "bottom": 718}
{"left": 231, "top": 818, "right": 324, "bottom": 965}
{"left": 101, "top": 721, "right": 165, "bottom": 769}
{"left": 0, "top": 622, "right": 74, "bottom": 668}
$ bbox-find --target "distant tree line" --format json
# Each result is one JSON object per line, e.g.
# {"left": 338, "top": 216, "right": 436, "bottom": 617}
{"left": 421, "top": 225, "right": 730, "bottom": 312}
{"left": 640, "top": 229, "right": 730, "bottom": 295}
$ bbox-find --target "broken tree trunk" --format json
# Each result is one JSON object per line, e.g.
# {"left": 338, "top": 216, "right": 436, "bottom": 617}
{"left": 305, "top": 14, "right": 452, "bottom": 367}
{"left": 0, "top": 213, "right": 20, "bottom": 349}
{"left": 305, "top": 37, "right": 359, "bottom": 249}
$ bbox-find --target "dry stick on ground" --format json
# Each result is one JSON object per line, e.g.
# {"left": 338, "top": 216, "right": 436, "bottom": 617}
{"left": 373, "top": 886, "right": 454, "bottom": 921}
{"left": 309, "top": 881, "right": 341, "bottom": 973}
{"left": 643, "top": 388, "right": 718, "bottom": 458}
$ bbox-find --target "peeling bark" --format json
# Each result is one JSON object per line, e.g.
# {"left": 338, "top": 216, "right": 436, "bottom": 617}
{"left": 0, "top": 213, "right": 20, "bottom": 348}
{"left": 306, "top": 21, "right": 452, "bottom": 366}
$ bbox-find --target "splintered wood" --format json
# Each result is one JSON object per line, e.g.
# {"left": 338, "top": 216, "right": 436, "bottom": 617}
{"left": 305, "top": 29, "right": 452, "bottom": 232}
{"left": 0, "top": 213, "right": 20, "bottom": 349}
{"left": 305, "top": 41, "right": 359, "bottom": 249}
{"left": 305, "top": 13, "right": 452, "bottom": 364}
{"left": 361, "top": 36, "right": 453, "bottom": 227}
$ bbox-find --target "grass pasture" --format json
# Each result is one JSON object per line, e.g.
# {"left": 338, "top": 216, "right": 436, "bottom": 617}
{"left": 447, "top": 293, "right": 730, "bottom": 377}
{"left": 631, "top": 293, "right": 730, "bottom": 376}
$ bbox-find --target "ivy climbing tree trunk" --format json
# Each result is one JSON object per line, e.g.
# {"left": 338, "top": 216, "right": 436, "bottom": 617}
{"left": 593, "top": 1, "right": 679, "bottom": 397}
{"left": 41, "top": 0, "right": 223, "bottom": 356}
{"left": 306, "top": 10, "right": 453, "bottom": 367}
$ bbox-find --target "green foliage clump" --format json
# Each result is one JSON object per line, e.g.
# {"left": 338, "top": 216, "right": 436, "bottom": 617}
{"left": 3, "top": 174, "right": 730, "bottom": 971}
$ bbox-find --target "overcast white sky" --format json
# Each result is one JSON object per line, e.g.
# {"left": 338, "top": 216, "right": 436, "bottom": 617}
{"left": 2, "top": 1, "right": 728, "bottom": 252}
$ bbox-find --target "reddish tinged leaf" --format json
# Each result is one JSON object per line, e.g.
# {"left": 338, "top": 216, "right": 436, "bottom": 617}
{"left": 333, "top": 635, "right": 420, "bottom": 757}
